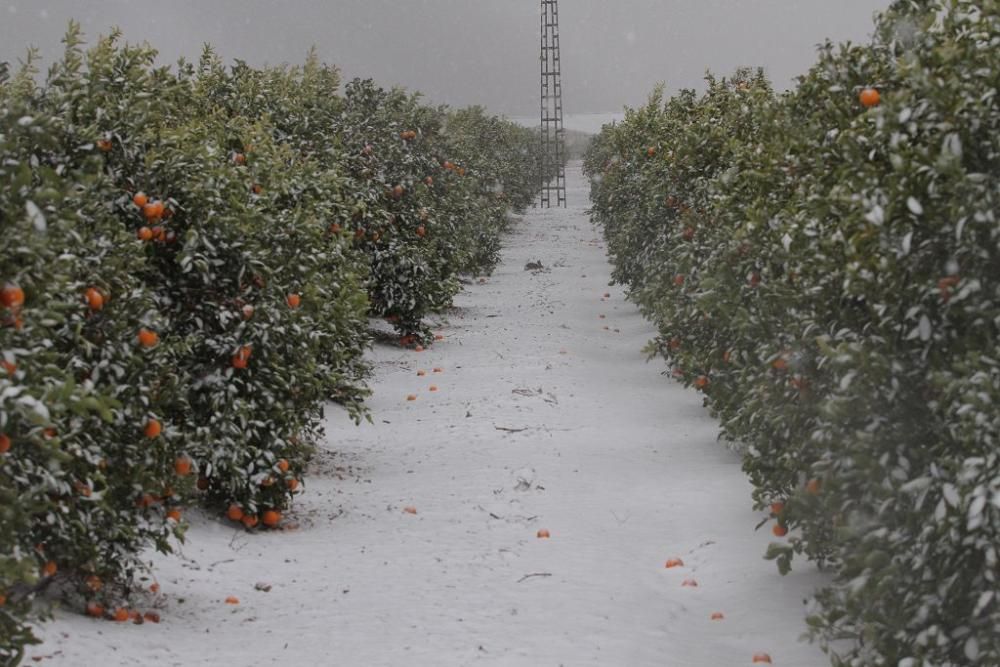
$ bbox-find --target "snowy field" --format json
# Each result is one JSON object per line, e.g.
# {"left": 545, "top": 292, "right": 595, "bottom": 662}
{"left": 35, "top": 162, "right": 828, "bottom": 666}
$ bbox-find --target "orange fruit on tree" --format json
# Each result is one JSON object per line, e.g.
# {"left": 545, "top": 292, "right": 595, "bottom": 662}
{"left": 132, "top": 192, "right": 148, "bottom": 208}
{"left": 85, "top": 575, "right": 102, "bottom": 592}
{"left": 144, "top": 419, "right": 162, "bottom": 439}
{"left": 85, "top": 288, "right": 104, "bottom": 311}
{"left": 673, "top": 274, "right": 685, "bottom": 287}
{"left": 806, "top": 478, "right": 822, "bottom": 495}
{"left": 770, "top": 501, "right": 785, "bottom": 515}
{"left": 86, "top": 601, "right": 104, "bottom": 618}
{"left": 1, "top": 283, "right": 25, "bottom": 309}
{"left": 242, "top": 304, "right": 255, "bottom": 319}
{"left": 772, "top": 524, "right": 788, "bottom": 537}
{"left": 771, "top": 357, "right": 788, "bottom": 371}
{"left": 0, "top": 434, "right": 10, "bottom": 453}
{"left": 226, "top": 504, "right": 244, "bottom": 522}
{"left": 251, "top": 183, "right": 262, "bottom": 195}
{"left": 166, "top": 509, "right": 182, "bottom": 523}
{"left": 287, "top": 478, "right": 300, "bottom": 491}
{"left": 137, "top": 328, "right": 159, "bottom": 348}
{"left": 42, "top": 561, "right": 57, "bottom": 577}
{"left": 231, "top": 355, "right": 248, "bottom": 370}
{"left": 262, "top": 510, "right": 281, "bottom": 527}
{"left": 174, "top": 456, "right": 192, "bottom": 476}
{"left": 113, "top": 607, "right": 129, "bottom": 622}
{"left": 97, "top": 139, "right": 113, "bottom": 152}
{"left": 694, "top": 375, "right": 709, "bottom": 390}
{"left": 233, "top": 152, "right": 246, "bottom": 165}
{"left": 415, "top": 225, "right": 426, "bottom": 238}
{"left": 143, "top": 201, "right": 164, "bottom": 221}
{"left": 286, "top": 293, "right": 301, "bottom": 309}
{"left": 137, "top": 226, "right": 153, "bottom": 241}
{"left": 241, "top": 514, "right": 258, "bottom": 529}
{"left": 276, "top": 458, "right": 289, "bottom": 473}
{"left": 392, "top": 185, "right": 404, "bottom": 199}
{"left": 1, "top": 359, "right": 16, "bottom": 376}
{"left": 647, "top": 146, "right": 656, "bottom": 157}
{"left": 859, "top": 87, "right": 881, "bottom": 108}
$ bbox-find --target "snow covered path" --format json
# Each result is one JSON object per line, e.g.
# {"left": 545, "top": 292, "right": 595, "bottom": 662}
{"left": 39, "top": 162, "right": 828, "bottom": 666}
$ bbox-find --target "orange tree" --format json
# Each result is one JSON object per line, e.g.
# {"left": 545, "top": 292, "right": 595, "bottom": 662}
{"left": 585, "top": 1, "right": 1000, "bottom": 664}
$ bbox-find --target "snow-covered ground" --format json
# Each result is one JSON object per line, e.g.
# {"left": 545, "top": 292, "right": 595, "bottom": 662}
{"left": 35, "top": 162, "right": 828, "bottom": 666}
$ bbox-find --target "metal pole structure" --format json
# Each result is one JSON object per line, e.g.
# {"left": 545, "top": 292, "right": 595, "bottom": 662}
{"left": 539, "top": 0, "right": 567, "bottom": 208}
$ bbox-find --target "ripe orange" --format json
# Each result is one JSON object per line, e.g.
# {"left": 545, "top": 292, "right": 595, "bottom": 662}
{"left": 42, "top": 561, "right": 58, "bottom": 577}
{"left": 771, "top": 358, "right": 788, "bottom": 371}
{"left": 403, "top": 506, "right": 418, "bottom": 515}
{"left": 276, "top": 459, "right": 289, "bottom": 473}
{"left": 113, "top": 608, "right": 129, "bottom": 622}
{"left": 429, "top": 385, "right": 438, "bottom": 392}
{"left": 262, "top": 510, "right": 281, "bottom": 527}
{"left": 406, "top": 394, "right": 417, "bottom": 402}
{"left": 166, "top": 509, "right": 182, "bottom": 523}
{"left": 144, "top": 419, "right": 162, "bottom": 439}
{"left": 174, "top": 457, "right": 192, "bottom": 476}
{"left": 85, "top": 575, "right": 102, "bottom": 592}
{"left": 673, "top": 274, "right": 685, "bottom": 287}
{"left": 772, "top": 524, "right": 788, "bottom": 537}
{"left": 85, "top": 288, "right": 104, "bottom": 311}
{"left": 133, "top": 192, "right": 148, "bottom": 208}
{"left": 1, "top": 359, "right": 16, "bottom": 376}
{"left": 694, "top": 376, "right": 709, "bottom": 390}
{"left": 144, "top": 611, "right": 161, "bottom": 623}
{"left": 1, "top": 283, "right": 25, "bottom": 309}
{"left": 225, "top": 596, "right": 240, "bottom": 605}
{"left": 286, "top": 293, "right": 301, "bottom": 309}
{"left": 241, "top": 514, "right": 259, "bottom": 529}
{"left": 433, "top": 367, "right": 443, "bottom": 374}
{"left": 0, "top": 434, "right": 10, "bottom": 454}
{"left": 242, "top": 304, "right": 255, "bottom": 319}
{"left": 647, "top": 146, "right": 656, "bottom": 157}
{"left": 770, "top": 501, "right": 785, "bottom": 515}
{"left": 137, "top": 226, "right": 153, "bottom": 241}
{"left": 859, "top": 88, "right": 880, "bottom": 108}
{"left": 233, "top": 153, "right": 246, "bottom": 165}
{"left": 97, "top": 139, "right": 113, "bottom": 152}
{"left": 417, "top": 370, "right": 427, "bottom": 377}
{"left": 752, "top": 653, "right": 773, "bottom": 664}
{"left": 806, "top": 478, "right": 822, "bottom": 495}
{"left": 226, "top": 504, "right": 244, "bottom": 522}
{"left": 251, "top": 183, "right": 262, "bottom": 195}
{"left": 415, "top": 225, "right": 426, "bottom": 238}
{"left": 329, "top": 223, "right": 342, "bottom": 234}
{"left": 710, "top": 612, "right": 725, "bottom": 621}
{"left": 137, "top": 328, "right": 159, "bottom": 348}
{"left": 664, "top": 558, "right": 684, "bottom": 569}
{"left": 86, "top": 601, "right": 104, "bottom": 618}
{"left": 287, "top": 478, "right": 299, "bottom": 491}
{"left": 537, "top": 529, "right": 551, "bottom": 539}
{"left": 143, "top": 201, "right": 164, "bottom": 221}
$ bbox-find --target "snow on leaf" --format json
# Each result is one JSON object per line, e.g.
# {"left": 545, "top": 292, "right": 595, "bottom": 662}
{"left": 942, "top": 483, "right": 960, "bottom": 508}
{"left": 864, "top": 205, "right": 884, "bottom": 226}
{"left": 781, "top": 233, "right": 792, "bottom": 252}
{"left": 906, "top": 197, "right": 923, "bottom": 216}
{"left": 26, "top": 200, "right": 47, "bottom": 232}
{"left": 901, "top": 232, "right": 913, "bottom": 255}
{"left": 964, "top": 637, "right": 979, "bottom": 662}
{"left": 943, "top": 132, "right": 963, "bottom": 158}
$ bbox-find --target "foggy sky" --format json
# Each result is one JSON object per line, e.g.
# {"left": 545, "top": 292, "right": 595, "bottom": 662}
{"left": 1, "top": 0, "right": 888, "bottom": 117}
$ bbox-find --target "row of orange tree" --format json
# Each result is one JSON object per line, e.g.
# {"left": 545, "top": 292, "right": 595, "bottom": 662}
{"left": 0, "top": 25, "right": 552, "bottom": 663}
{"left": 585, "top": 1, "right": 998, "bottom": 665}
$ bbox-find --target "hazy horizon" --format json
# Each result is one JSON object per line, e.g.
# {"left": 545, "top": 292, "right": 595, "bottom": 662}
{"left": 1, "top": 1, "right": 889, "bottom": 117}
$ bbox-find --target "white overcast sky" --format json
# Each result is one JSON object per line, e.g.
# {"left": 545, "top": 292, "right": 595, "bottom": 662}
{"left": 1, "top": 1, "right": 888, "bottom": 117}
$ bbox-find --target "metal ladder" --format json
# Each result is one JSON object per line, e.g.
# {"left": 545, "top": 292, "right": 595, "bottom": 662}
{"left": 539, "top": 0, "right": 567, "bottom": 208}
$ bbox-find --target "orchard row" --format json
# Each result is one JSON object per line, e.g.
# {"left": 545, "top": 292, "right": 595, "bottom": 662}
{"left": 585, "top": 2, "right": 998, "bottom": 665}
{"left": 0, "top": 25, "right": 551, "bottom": 661}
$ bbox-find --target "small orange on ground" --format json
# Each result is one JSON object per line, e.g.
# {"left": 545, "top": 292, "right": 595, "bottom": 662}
{"left": 241, "top": 514, "right": 259, "bottom": 529}
{"left": 403, "top": 506, "right": 418, "bottom": 515}
{"left": 859, "top": 87, "right": 881, "bottom": 108}
{"left": 225, "top": 596, "right": 240, "bottom": 605}
{"left": 681, "top": 579, "right": 698, "bottom": 587}
{"left": 113, "top": 607, "right": 129, "bottom": 622}
{"left": 414, "top": 345, "right": 424, "bottom": 353}
{"left": 262, "top": 510, "right": 281, "bottom": 527}
{"left": 406, "top": 394, "right": 417, "bottom": 402}
{"left": 144, "top": 419, "right": 162, "bottom": 439}
{"left": 429, "top": 385, "right": 438, "bottom": 392}
{"left": 137, "top": 226, "right": 153, "bottom": 241}
{"left": 537, "top": 529, "right": 551, "bottom": 539}
{"left": 144, "top": 611, "right": 161, "bottom": 623}
{"left": 277, "top": 458, "right": 290, "bottom": 473}
{"left": 752, "top": 653, "right": 773, "bottom": 665}
{"left": 1, "top": 283, "right": 25, "bottom": 309}
{"left": 286, "top": 293, "right": 301, "bottom": 309}
{"left": 417, "top": 370, "right": 427, "bottom": 377}
{"left": 664, "top": 558, "right": 684, "bottom": 569}
{"left": 86, "top": 602, "right": 104, "bottom": 618}
{"left": 137, "top": 328, "right": 159, "bottom": 348}
{"left": 226, "top": 504, "right": 244, "bottom": 522}
{"left": 772, "top": 524, "right": 788, "bottom": 537}
{"left": 710, "top": 612, "right": 725, "bottom": 621}
{"left": 132, "top": 192, "right": 148, "bottom": 208}
{"left": 174, "top": 457, "right": 192, "bottom": 476}
{"left": 166, "top": 509, "right": 182, "bottom": 523}
{"left": 806, "top": 478, "right": 822, "bottom": 495}
{"left": 150, "top": 582, "right": 160, "bottom": 593}
{"left": 433, "top": 367, "right": 443, "bottom": 374}
{"left": 0, "top": 434, "right": 10, "bottom": 454}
